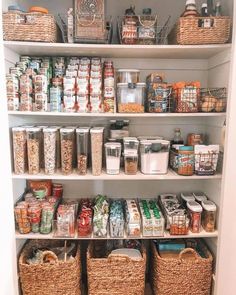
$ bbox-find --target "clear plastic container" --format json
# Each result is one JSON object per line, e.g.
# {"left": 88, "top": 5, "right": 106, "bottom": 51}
{"left": 187, "top": 201, "right": 203, "bottom": 233}
{"left": 124, "top": 154, "right": 138, "bottom": 175}
{"left": 117, "top": 69, "right": 140, "bottom": 83}
{"left": 91, "top": 127, "right": 104, "bottom": 176}
{"left": 181, "top": 192, "right": 195, "bottom": 203}
{"left": 76, "top": 127, "right": 90, "bottom": 175}
{"left": 193, "top": 192, "right": 208, "bottom": 203}
{"left": 105, "top": 142, "right": 121, "bottom": 175}
{"left": 50, "top": 126, "right": 62, "bottom": 169}
{"left": 12, "top": 127, "right": 27, "bottom": 174}
{"left": 117, "top": 83, "right": 145, "bottom": 113}
{"left": 60, "top": 128, "right": 74, "bottom": 175}
{"left": 202, "top": 200, "right": 217, "bottom": 232}
{"left": 123, "top": 137, "right": 139, "bottom": 154}
{"left": 43, "top": 127, "right": 57, "bottom": 175}
{"left": 140, "top": 140, "right": 170, "bottom": 174}
{"left": 26, "top": 127, "right": 41, "bottom": 175}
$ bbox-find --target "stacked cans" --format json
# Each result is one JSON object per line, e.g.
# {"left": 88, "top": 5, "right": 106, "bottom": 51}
{"left": 6, "top": 73, "right": 19, "bottom": 111}
{"left": 90, "top": 58, "right": 103, "bottom": 113}
{"left": 77, "top": 57, "right": 90, "bottom": 113}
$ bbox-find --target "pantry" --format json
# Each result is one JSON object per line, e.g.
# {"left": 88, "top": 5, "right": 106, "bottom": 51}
{"left": 1, "top": 0, "right": 236, "bottom": 295}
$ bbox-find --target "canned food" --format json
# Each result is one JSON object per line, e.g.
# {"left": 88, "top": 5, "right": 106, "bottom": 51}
{"left": 6, "top": 74, "right": 19, "bottom": 94}
{"left": 20, "top": 74, "right": 33, "bottom": 94}
{"left": 20, "top": 93, "right": 33, "bottom": 111}
{"left": 34, "top": 92, "right": 48, "bottom": 112}
{"left": 50, "top": 86, "right": 62, "bottom": 112}
{"left": 34, "top": 75, "right": 48, "bottom": 93}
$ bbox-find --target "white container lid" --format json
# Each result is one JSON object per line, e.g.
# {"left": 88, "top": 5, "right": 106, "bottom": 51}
{"left": 138, "top": 136, "right": 164, "bottom": 141}
{"left": 123, "top": 137, "right": 138, "bottom": 143}
{"left": 117, "top": 69, "right": 140, "bottom": 73}
{"left": 43, "top": 127, "right": 58, "bottom": 133}
{"left": 140, "top": 139, "right": 170, "bottom": 145}
{"left": 105, "top": 142, "right": 121, "bottom": 148}
{"left": 26, "top": 127, "right": 41, "bottom": 133}
{"left": 76, "top": 127, "right": 90, "bottom": 133}
{"left": 187, "top": 201, "right": 203, "bottom": 213}
{"left": 60, "top": 127, "right": 75, "bottom": 133}
{"left": 202, "top": 3, "right": 207, "bottom": 7}
{"left": 201, "top": 200, "right": 217, "bottom": 211}
{"left": 193, "top": 192, "right": 208, "bottom": 202}
{"left": 110, "top": 248, "right": 142, "bottom": 260}
{"left": 181, "top": 193, "right": 195, "bottom": 202}
{"left": 186, "top": 0, "right": 196, "bottom": 5}
{"left": 117, "top": 82, "right": 146, "bottom": 87}
{"left": 90, "top": 127, "right": 104, "bottom": 133}
{"left": 12, "top": 127, "right": 25, "bottom": 132}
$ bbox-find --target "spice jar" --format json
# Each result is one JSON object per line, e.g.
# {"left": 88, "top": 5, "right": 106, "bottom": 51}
{"left": 26, "top": 127, "right": 41, "bottom": 175}
{"left": 105, "top": 143, "right": 121, "bottom": 175}
{"left": 202, "top": 200, "right": 217, "bottom": 232}
{"left": 178, "top": 146, "right": 194, "bottom": 176}
{"left": 60, "top": 128, "right": 74, "bottom": 175}
{"left": 12, "top": 127, "right": 27, "bottom": 174}
{"left": 124, "top": 153, "right": 138, "bottom": 175}
{"left": 43, "top": 127, "right": 57, "bottom": 175}
{"left": 187, "top": 201, "right": 203, "bottom": 233}
{"left": 76, "top": 127, "right": 90, "bottom": 175}
{"left": 91, "top": 127, "right": 104, "bottom": 176}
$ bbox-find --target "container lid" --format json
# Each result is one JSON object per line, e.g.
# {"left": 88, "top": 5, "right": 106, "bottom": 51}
{"left": 181, "top": 193, "right": 195, "bottom": 202}
{"left": 76, "top": 127, "right": 90, "bottom": 133}
{"left": 179, "top": 146, "right": 194, "bottom": 151}
{"left": 202, "top": 3, "right": 208, "bottom": 7}
{"left": 110, "top": 248, "right": 142, "bottom": 260}
{"left": 201, "top": 200, "right": 217, "bottom": 211}
{"left": 26, "top": 127, "right": 41, "bottom": 133}
{"left": 12, "top": 127, "right": 25, "bottom": 132}
{"left": 124, "top": 151, "right": 138, "bottom": 157}
{"left": 193, "top": 192, "right": 208, "bottom": 202}
{"left": 123, "top": 137, "right": 138, "bottom": 143}
{"left": 172, "top": 144, "right": 185, "bottom": 150}
{"left": 8, "top": 4, "right": 26, "bottom": 12}
{"left": 105, "top": 142, "right": 121, "bottom": 148}
{"left": 140, "top": 139, "right": 170, "bottom": 145}
{"left": 138, "top": 136, "right": 164, "bottom": 141}
{"left": 60, "top": 128, "right": 75, "bottom": 133}
{"left": 43, "top": 127, "right": 58, "bottom": 133}
{"left": 117, "top": 69, "right": 140, "bottom": 73}
{"left": 186, "top": 0, "right": 196, "bottom": 5}
{"left": 187, "top": 201, "right": 203, "bottom": 213}
{"left": 117, "top": 82, "right": 146, "bottom": 87}
{"left": 90, "top": 127, "right": 104, "bottom": 133}
{"left": 29, "top": 6, "right": 49, "bottom": 14}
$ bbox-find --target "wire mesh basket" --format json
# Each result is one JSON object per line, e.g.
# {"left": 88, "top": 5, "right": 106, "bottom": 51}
{"left": 57, "top": 13, "right": 113, "bottom": 44}
{"left": 146, "top": 84, "right": 173, "bottom": 113}
{"left": 118, "top": 15, "right": 170, "bottom": 45}
{"left": 200, "top": 87, "right": 227, "bottom": 112}
{"left": 173, "top": 85, "right": 200, "bottom": 113}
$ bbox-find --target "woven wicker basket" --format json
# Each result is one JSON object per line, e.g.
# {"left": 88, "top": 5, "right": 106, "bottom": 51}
{"left": 87, "top": 241, "right": 146, "bottom": 295}
{"left": 169, "top": 16, "right": 231, "bottom": 45}
{"left": 151, "top": 241, "right": 213, "bottom": 295}
{"left": 19, "top": 240, "right": 81, "bottom": 295}
{"left": 3, "top": 12, "right": 57, "bottom": 42}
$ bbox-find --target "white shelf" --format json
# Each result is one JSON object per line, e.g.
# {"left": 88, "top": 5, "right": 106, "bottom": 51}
{"left": 8, "top": 111, "right": 226, "bottom": 118}
{"left": 4, "top": 41, "right": 231, "bottom": 59}
{"left": 12, "top": 169, "right": 222, "bottom": 180}
{"left": 15, "top": 229, "right": 218, "bottom": 240}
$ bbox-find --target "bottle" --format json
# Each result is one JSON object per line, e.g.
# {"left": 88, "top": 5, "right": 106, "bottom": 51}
{"left": 172, "top": 128, "right": 184, "bottom": 145}
{"left": 215, "top": 1, "right": 222, "bottom": 16}
{"left": 182, "top": 0, "right": 199, "bottom": 17}
{"left": 201, "top": 3, "right": 209, "bottom": 16}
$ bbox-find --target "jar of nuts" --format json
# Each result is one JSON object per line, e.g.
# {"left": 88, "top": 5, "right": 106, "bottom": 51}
{"left": 43, "top": 127, "right": 57, "bottom": 175}
{"left": 26, "top": 127, "right": 41, "bottom": 175}
{"left": 12, "top": 127, "right": 27, "bottom": 174}
{"left": 60, "top": 128, "right": 75, "bottom": 175}
{"left": 76, "top": 127, "right": 90, "bottom": 175}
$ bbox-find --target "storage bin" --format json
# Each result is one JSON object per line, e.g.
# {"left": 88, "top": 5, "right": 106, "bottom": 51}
{"left": 169, "top": 16, "right": 231, "bottom": 45}
{"left": 19, "top": 240, "right": 81, "bottom": 295}
{"left": 151, "top": 241, "right": 213, "bottom": 295}
{"left": 117, "top": 83, "right": 145, "bottom": 113}
{"left": 140, "top": 140, "right": 170, "bottom": 174}
{"left": 87, "top": 241, "right": 146, "bottom": 295}
{"left": 117, "top": 69, "right": 140, "bottom": 84}
{"left": 3, "top": 12, "right": 58, "bottom": 42}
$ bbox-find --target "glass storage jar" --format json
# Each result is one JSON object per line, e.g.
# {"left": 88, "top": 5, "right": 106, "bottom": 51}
{"left": 117, "top": 83, "right": 145, "bottom": 113}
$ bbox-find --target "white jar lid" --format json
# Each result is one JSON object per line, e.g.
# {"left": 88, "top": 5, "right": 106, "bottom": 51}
{"left": 60, "top": 128, "right": 75, "bottom": 133}
{"left": 202, "top": 3, "right": 207, "bottom": 7}
{"left": 193, "top": 192, "right": 208, "bottom": 202}
{"left": 105, "top": 142, "right": 121, "bottom": 148}
{"left": 140, "top": 139, "right": 170, "bottom": 145}
{"left": 43, "top": 127, "right": 58, "bottom": 133}
{"left": 117, "top": 69, "right": 140, "bottom": 73}
{"left": 181, "top": 193, "right": 195, "bottom": 202}
{"left": 12, "top": 127, "right": 25, "bottom": 132}
{"left": 117, "top": 82, "right": 146, "bottom": 87}
{"left": 201, "top": 200, "right": 217, "bottom": 211}
{"left": 123, "top": 137, "right": 138, "bottom": 143}
{"left": 26, "top": 127, "right": 41, "bottom": 133}
{"left": 76, "top": 127, "right": 90, "bottom": 133}
{"left": 186, "top": 0, "right": 196, "bottom": 5}
{"left": 187, "top": 201, "right": 203, "bottom": 213}
{"left": 90, "top": 127, "right": 104, "bottom": 133}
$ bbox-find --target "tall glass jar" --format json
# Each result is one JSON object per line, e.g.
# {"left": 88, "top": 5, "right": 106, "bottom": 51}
{"left": 91, "top": 127, "right": 104, "bottom": 176}
{"left": 12, "top": 127, "right": 27, "bottom": 174}
{"left": 26, "top": 127, "right": 41, "bottom": 174}
{"left": 76, "top": 127, "right": 90, "bottom": 175}
{"left": 43, "top": 127, "right": 57, "bottom": 175}
{"left": 60, "top": 128, "right": 74, "bottom": 175}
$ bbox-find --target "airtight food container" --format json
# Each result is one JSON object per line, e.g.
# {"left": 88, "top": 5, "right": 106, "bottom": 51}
{"left": 117, "top": 69, "right": 140, "bottom": 83}
{"left": 202, "top": 200, "right": 217, "bottom": 232}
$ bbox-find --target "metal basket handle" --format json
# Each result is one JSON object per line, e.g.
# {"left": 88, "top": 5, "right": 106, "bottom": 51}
{"left": 138, "top": 15, "right": 157, "bottom": 28}
{"left": 76, "top": 13, "right": 96, "bottom": 27}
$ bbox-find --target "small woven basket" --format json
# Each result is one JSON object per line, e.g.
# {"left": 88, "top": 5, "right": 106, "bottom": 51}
{"left": 151, "top": 241, "right": 213, "bottom": 295}
{"left": 87, "top": 241, "right": 146, "bottom": 295}
{"left": 3, "top": 12, "right": 58, "bottom": 42}
{"left": 169, "top": 16, "right": 231, "bottom": 45}
{"left": 19, "top": 240, "right": 81, "bottom": 295}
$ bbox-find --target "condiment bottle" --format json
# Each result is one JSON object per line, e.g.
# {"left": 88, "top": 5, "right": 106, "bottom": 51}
{"left": 182, "top": 0, "right": 199, "bottom": 17}
{"left": 172, "top": 128, "right": 184, "bottom": 145}
{"left": 201, "top": 3, "right": 209, "bottom": 16}
{"left": 215, "top": 1, "right": 222, "bottom": 16}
